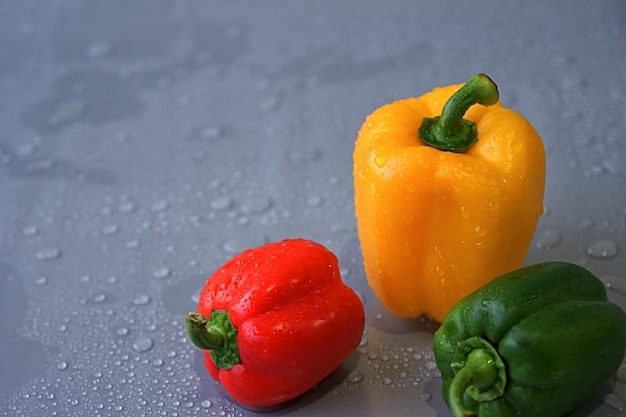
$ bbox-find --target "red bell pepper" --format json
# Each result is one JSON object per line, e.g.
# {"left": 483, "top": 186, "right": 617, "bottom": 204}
{"left": 186, "top": 238, "right": 365, "bottom": 408}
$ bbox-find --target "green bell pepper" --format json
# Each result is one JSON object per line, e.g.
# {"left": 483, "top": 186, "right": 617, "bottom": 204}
{"left": 433, "top": 261, "right": 626, "bottom": 417}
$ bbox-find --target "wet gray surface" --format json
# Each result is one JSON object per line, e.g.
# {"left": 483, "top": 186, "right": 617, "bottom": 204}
{"left": 1, "top": 1, "right": 626, "bottom": 416}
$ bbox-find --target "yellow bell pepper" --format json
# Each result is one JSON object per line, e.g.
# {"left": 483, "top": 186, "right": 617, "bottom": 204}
{"left": 353, "top": 74, "right": 545, "bottom": 323}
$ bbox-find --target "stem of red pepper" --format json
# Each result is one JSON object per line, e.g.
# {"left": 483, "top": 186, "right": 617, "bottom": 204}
{"left": 419, "top": 73, "right": 499, "bottom": 152}
{"left": 186, "top": 310, "right": 240, "bottom": 370}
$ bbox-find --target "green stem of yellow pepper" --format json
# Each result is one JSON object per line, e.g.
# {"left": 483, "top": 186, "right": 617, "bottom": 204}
{"left": 419, "top": 74, "right": 499, "bottom": 152}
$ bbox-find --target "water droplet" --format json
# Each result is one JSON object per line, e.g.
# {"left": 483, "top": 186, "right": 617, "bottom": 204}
{"left": 348, "top": 371, "right": 364, "bottom": 384}
{"left": 153, "top": 267, "right": 171, "bottom": 278}
{"left": 257, "top": 95, "right": 279, "bottom": 112}
{"left": 577, "top": 218, "right": 594, "bottom": 230}
{"left": 177, "top": 94, "right": 193, "bottom": 107}
{"left": 125, "top": 239, "right": 140, "bottom": 249}
{"left": 331, "top": 223, "right": 356, "bottom": 233}
{"left": 209, "top": 196, "right": 233, "bottom": 211}
{"left": 586, "top": 239, "right": 619, "bottom": 259}
{"left": 535, "top": 229, "right": 563, "bottom": 250}
{"left": 603, "top": 158, "right": 626, "bottom": 178}
{"left": 306, "top": 195, "right": 323, "bottom": 206}
{"left": 101, "top": 224, "right": 120, "bottom": 236}
{"left": 239, "top": 195, "right": 272, "bottom": 214}
{"left": 371, "top": 149, "right": 390, "bottom": 167}
{"left": 419, "top": 392, "right": 432, "bottom": 402}
{"left": 36, "top": 248, "right": 61, "bottom": 261}
{"left": 150, "top": 199, "right": 170, "bottom": 212}
{"left": 199, "top": 125, "right": 224, "bottom": 140}
{"left": 425, "top": 361, "right": 437, "bottom": 371}
{"left": 116, "top": 327, "right": 129, "bottom": 337}
{"left": 86, "top": 40, "right": 114, "bottom": 59}
{"left": 48, "top": 98, "right": 87, "bottom": 126}
{"left": 118, "top": 201, "right": 136, "bottom": 213}
{"left": 132, "top": 337, "right": 154, "bottom": 353}
{"left": 34, "top": 276, "right": 48, "bottom": 286}
{"left": 191, "top": 289, "right": 201, "bottom": 304}
{"left": 93, "top": 293, "right": 107, "bottom": 303}
{"left": 16, "top": 140, "right": 40, "bottom": 156}
{"left": 22, "top": 225, "right": 40, "bottom": 237}
{"left": 604, "top": 276, "right": 626, "bottom": 296}
{"left": 57, "top": 361, "right": 68, "bottom": 371}
{"left": 382, "top": 377, "right": 393, "bottom": 386}
{"left": 1, "top": 150, "right": 11, "bottom": 164}
{"left": 604, "top": 394, "right": 626, "bottom": 411}
{"left": 200, "top": 399, "right": 212, "bottom": 409}
{"left": 474, "top": 225, "right": 487, "bottom": 238}
{"left": 116, "top": 131, "right": 130, "bottom": 142}
{"left": 133, "top": 294, "right": 151, "bottom": 305}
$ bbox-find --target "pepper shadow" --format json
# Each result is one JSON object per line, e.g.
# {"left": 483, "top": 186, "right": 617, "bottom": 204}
{"left": 359, "top": 272, "right": 440, "bottom": 337}
{"left": 0, "top": 260, "right": 48, "bottom": 395}
{"left": 568, "top": 379, "right": 618, "bottom": 417}
{"left": 193, "top": 348, "right": 368, "bottom": 416}
{"left": 267, "top": 350, "right": 365, "bottom": 416}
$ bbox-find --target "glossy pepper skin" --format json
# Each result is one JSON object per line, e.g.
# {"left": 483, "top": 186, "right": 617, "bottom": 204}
{"left": 186, "top": 238, "right": 365, "bottom": 408}
{"left": 353, "top": 74, "right": 545, "bottom": 322}
{"left": 433, "top": 262, "right": 626, "bottom": 417}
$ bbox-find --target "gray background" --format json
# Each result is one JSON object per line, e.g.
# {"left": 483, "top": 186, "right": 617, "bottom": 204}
{"left": 1, "top": 1, "right": 626, "bottom": 416}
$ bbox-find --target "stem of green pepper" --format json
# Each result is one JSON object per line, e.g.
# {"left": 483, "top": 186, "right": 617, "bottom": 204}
{"left": 186, "top": 311, "right": 241, "bottom": 369}
{"left": 418, "top": 73, "right": 499, "bottom": 152}
{"left": 448, "top": 349, "right": 500, "bottom": 417}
